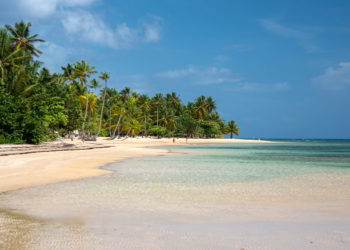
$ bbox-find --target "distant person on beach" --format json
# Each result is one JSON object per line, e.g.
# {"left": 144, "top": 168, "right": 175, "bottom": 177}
{"left": 173, "top": 138, "right": 175, "bottom": 143}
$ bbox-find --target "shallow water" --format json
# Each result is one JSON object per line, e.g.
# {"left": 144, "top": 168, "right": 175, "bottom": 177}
{"left": 1, "top": 141, "right": 350, "bottom": 249}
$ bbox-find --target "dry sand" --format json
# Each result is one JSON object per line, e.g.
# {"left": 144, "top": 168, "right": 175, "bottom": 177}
{"left": 0, "top": 137, "right": 268, "bottom": 193}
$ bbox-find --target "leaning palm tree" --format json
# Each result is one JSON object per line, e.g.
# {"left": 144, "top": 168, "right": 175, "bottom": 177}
{"left": 111, "top": 102, "right": 127, "bottom": 138}
{"left": 5, "top": 21, "right": 44, "bottom": 57}
{"left": 123, "top": 118, "right": 141, "bottom": 137}
{"left": 97, "top": 72, "right": 110, "bottom": 136}
{"left": 226, "top": 120, "right": 240, "bottom": 139}
{"left": 73, "top": 60, "right": 97, "bottom": 138}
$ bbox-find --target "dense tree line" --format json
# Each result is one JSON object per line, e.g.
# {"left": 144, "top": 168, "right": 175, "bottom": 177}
{"left": 0, "top": 21, "right": 240, "bottom": 144}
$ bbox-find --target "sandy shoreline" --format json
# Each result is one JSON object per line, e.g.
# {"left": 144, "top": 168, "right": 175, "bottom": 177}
{"left": 0, "top": 137, "right": 269, "bottom": 193}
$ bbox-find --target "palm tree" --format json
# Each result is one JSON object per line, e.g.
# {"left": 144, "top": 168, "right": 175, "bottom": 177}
{"left": 206, "top": 96, "right": 216, "bottom": 113}
{"left": 0, "top": 30, "right": 30, "bottom": 84}
{"left": 124, "top": 118, "right": 141, "bottom": 137}
{"left": 194, "top": 96, "right": 208, "bottom": 120}
{"left": 73, "top": 60, "right": 97, "bottom": 138}
{"left": 89, "top": 79, "right": 100, "bottom": 95}
{"left": 61, "top": 64, "right": 75, "bottom": 82}
{"left": 97, "top": 72, "right": 109, "bottom": 136}
{"left": 166, "top": 92, "right": 180, "bottom": 109}
{"left": 5, "top": 21, "right": 44, "bottom": 57}
{"left": 226, "top": 120, "right": 240, "bottom": 138}
{"left": 112, "top": 102, "right": 127, "bottom": 138}
{"left": 139, "top": 94, "right": 151, "bottom": 136}
{"left": 105, "top": 88, "right": 119, "bottom": 136}
{"left": 159, "top": 110, "right": 177, "bottom": 131}
{"left": 152, "top": 93, "right": 164, "bottom": 128}
{"left": 120, "top": 87, "right": 131, "bottom": 102}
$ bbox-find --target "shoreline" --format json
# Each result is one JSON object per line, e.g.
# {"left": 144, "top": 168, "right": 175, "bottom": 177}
{"left": 0, "top": 137, "right": 270, "bottom": 193}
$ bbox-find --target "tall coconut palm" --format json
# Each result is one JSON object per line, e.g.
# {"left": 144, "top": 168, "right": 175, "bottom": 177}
{"left": 0, "top": 30, "right": 30, "bottom": 84}
{"left": 61, "top": 64, "right": 75, "bottom": 83}
{"left": 120, "top": 87, "right": 131, "bottom": 102}
{"left": 73, "top": 60, "right": 96, "bottom": 138}
{"left": 5, "top": 21, "right": 44, "bottom": 57}
{"left": 159, "top": 110, "right": 177, "bottom": 131}
{"left": 166, "top": 92, "right": 181, "bottom": 109}
{"left": 152, "top": 93, "right": 164, "bottom": 128}
{"left": 226, "top": 120, "right": 240, "bottom": 139}
{"left": 97, "top": 72, "right": 109, "bottom": 136}
{"left": 194, "top": 96, "right": 208, "bottom": 120}
{"left": 105, "top": 88, "right": 119, "bottom": 136}
{"left": 206, "top": 96, "right": 216, "bottom": 113}
{"left": 139, "top": 94, "right": 151, "bottom": 136}
{"left": 112, "top": 102, "right": 127, "bottom": 138}
{"left": 89, "top": 79, "right": 100, "bottom": 95}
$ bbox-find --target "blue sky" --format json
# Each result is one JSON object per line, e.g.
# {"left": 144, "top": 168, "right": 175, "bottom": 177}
{"left": 1, "top": 0, "right": 350, "bottom": 138}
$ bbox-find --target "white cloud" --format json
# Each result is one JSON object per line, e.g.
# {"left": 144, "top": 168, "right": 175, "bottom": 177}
{"left": 260, "top": 19, "right": 319, "bottom": 52}
{"left": 156, "top": 65, "right": 289, "bottom": 92}
{"left": 156, "top": 66, "right": 241, "bottom": 85}
{"left": 61, "top": 10, "right": 163, "bottom": 49}
{"left": 156, "top": 66, "right": 196, "bottom": 78}
{"left": 312, "top": 62, "right": 350, "bottom": 90}
{"left": 4, "top": 0, "right": 163, "bottom": 49}
{"left": 38, "top": 41, "right": 72, "bottom": 71}
{"left": 227, "top": 82, "right": 290, "bottom": 92}
{"left": 18, "top": 0, "right": 97, "bottom": 18}
{"left": 142, "top": 16, "right": 163, "bottom": 42}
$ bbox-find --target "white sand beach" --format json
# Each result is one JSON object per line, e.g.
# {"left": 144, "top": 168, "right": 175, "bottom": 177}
{"left": 1, "top": 138, "right": 350, "bottom": 250}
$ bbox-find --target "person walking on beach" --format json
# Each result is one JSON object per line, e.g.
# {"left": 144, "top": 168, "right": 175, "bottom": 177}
{"left": 173, "top": 138, "right": 175, "bottom": 143}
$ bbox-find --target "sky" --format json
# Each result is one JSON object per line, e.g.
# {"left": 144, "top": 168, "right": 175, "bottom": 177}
{"left": 1, "top": 0, "right": 350, "bottom": 139}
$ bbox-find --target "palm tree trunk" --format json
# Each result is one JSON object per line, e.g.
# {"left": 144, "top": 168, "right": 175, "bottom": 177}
{"left": 109, "top": 108, "right": 112, "bottom": 137}
{"left": 82, "top": 94, "right": 89, "bottom": 138}
{"left": 230, "top": 132, "right": 233, "bottom": 139}
{"left": 157, "top": 107, "right": 159, "bottom": 128}
{"left": 97, "top": 80, "right": 107, "bottom": 136}
{"left": 144, "top": 115, "right": 147, "bottom": 136}
{"left": 112, "top": 115, "right": 122, "bottom": 138}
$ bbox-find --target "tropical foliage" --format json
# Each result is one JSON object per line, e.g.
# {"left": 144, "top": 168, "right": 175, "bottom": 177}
{"left": 0, "top": 21, "right": 240, "bottom": 144}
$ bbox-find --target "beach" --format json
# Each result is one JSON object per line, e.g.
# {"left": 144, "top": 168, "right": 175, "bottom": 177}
{"left": 1, "top": 139, "right": 349, "bottom": 250}
{"left": 0, "top": 137, "right": 268, "bottom": 193}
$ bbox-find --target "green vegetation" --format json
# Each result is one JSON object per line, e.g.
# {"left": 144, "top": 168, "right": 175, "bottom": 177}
{"left": 0, "top": 21, "right": 240, "bottom": 144}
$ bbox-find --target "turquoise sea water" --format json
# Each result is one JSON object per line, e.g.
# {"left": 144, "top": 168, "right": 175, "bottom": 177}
{"left": 1, "top": 140, "right": 350, "bottom": 249}
{"left": 118, "top": 140, "right": 350, "bottom": 185}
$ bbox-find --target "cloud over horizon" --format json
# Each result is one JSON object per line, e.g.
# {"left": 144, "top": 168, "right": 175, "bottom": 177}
{"left": 155, "top": 65, "right": 289, "bottom": 92}
{"left": 156, "top": 66, "right": 241, "bottom": 85}
{"left": 260, "top": 19, "right": 319, "bottom": 52}
{"left": 312, "top": 62, "right": 350, "bottom": 90}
